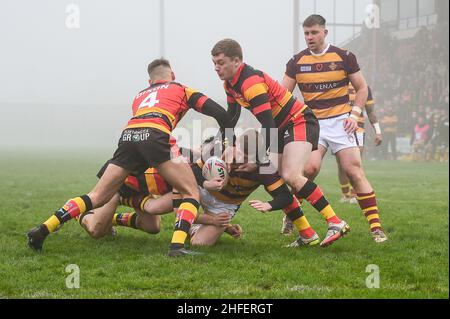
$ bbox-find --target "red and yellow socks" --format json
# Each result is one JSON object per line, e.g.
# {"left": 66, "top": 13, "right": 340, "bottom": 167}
{"left": 170, "top": 198, "right": 199, "bottom": 250}
{"left": 283, "top": 196, "right": 316, "bottom": 238}
{"left": 340, "top": 183, "right": 354, "bottom": 198}
{"left": 43, "top": 195, "right": 92, "bottom": 233}
{"left": 296, "top": 181, "right": 341, "bottom": 225}
{"left": 357, "top": 191, "right": 382, "bottom": 232}
{"left": 112, "top": 212, "right": 138, "bottom": 229}
{"left": 120, "top": 195, "right": 150, "bottom": 212}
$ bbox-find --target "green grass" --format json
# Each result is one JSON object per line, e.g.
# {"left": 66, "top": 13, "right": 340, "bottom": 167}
{"left": 0, "top": 149, "right": 448, "bottom": 298}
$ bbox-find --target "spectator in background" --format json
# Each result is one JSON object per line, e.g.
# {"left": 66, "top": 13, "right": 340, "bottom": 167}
{"left": 435, "top": 109, "right": 449, "bottom": 162}
{"left": 348, "top": 23, "right": 448, "bottom": 140}
{"left": 411, "top": 115, "right": 431, "bottom": 161}
{"left": 380, "top": 104, "right": 398, "bottom": 160}
{"left": 426, "top": 113, "right": 442, "bottom": 161}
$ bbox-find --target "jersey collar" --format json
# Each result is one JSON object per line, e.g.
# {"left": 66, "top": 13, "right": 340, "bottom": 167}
{"left": 228, "top": 63, "right": 245, "bottom": 87}
{"left": 309, "top": 43, "right": 331, "bottom": 56}
{"left": 150, "top": 80, "right": 171, "bottom": 86}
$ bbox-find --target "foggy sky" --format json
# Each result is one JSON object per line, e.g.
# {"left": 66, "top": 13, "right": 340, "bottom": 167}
{"left": 0, "top": 0, "right": 372, "bottom": 148}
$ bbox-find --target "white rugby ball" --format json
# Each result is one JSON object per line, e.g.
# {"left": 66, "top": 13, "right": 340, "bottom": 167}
{"left": 202, "top": 156, "right": 229, "bottom": 183}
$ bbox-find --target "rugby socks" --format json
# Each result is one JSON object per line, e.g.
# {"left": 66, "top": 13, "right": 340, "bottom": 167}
{"left": 357, "top": 191, "right": 382, "bottom": 232}
{"left": 340, "top": 183, "right": 353, "bottom": 198}
{"left": 120, "top": 195, "right": 150, "bottom": 212}
{"left": 112, "top": 212, "right": 138, "bottom": 229}
{"left": 43, "top": 195, "right": 93, "bottom": 233}
{"left": 296, "top": 181, "right": 341, "bottom": 225}
{"left": 172, "top": 191, "right": 184, "bottom": 212}
{"left": 170, "top": 198, "right": 199, "bottom": 250}
{"left": 283, "top": 197, "right": 315, "bottom": 238}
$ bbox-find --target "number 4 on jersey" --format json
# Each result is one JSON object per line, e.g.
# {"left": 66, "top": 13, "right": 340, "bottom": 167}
{"left": 138, "top": 92, "right": 159, "bottom": 109}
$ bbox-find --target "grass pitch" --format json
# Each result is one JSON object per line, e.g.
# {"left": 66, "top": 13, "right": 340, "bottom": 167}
{"left": 0, "top": 149, "right": 448, "bottom": 298}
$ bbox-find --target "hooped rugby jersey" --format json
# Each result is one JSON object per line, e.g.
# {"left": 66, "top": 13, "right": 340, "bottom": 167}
{"left": 285, "top": 44, "right": 360, "bottom": 119}
{"left": 225, "top": 63, "right": 308, "bottom": 130}
{"left": 195, "top": 159, "right": 286, "bottom": 205}
{"left": 126, "top": 81, "right": 225, "bottom": 134}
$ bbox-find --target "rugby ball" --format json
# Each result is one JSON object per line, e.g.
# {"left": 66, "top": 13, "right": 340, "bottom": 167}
{"left": 202, "top": 156, "right": 229, "bottom": 183}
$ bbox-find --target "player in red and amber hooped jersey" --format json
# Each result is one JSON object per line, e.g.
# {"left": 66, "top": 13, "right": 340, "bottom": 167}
{"left": 211, "top": 39, "right": 349, "bottom": 247}
{"left": 282, "top": 14, "right": 387, "bottom": 243}
{"left": 336, "top": 84, "right": 383, "bottom": 204}
{"left": 76, "top": 136, "right": 181, "bottom": 239}
{"left": 75, "top": 136, "right": 240, "bottom": 241}
{"left": 27, "top": 59, "right": 232, "bottom": 257}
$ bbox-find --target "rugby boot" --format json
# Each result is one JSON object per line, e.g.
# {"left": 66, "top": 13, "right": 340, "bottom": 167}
{"left": 371, "top": 229, "right": 388, "bottom": 243}
{"left": 320, "top": 220, "right": 350, "bottom": 247}
{"left": 168, "top": 248, "right": 204, "bottom": 257}
{"left": 27, "top": 225, "right": 49, "bottom": 252}
{"left": 286, "top": 232, "right": 320, "bottom": 248}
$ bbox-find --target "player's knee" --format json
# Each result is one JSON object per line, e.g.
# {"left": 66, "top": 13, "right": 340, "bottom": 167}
{"left": 182, "top": 186, "right": 199, "bottom": 201}
{"left": 346, "top": 167, "right": 366, "bottom": 185}
{"left": 142, "top": 223, "right": 161, "bottom": 234}
{"left": 190, "top": 237, "right": 216, "bottom": 247}
{"left": 304, "top": 164, "right": 319, "bottom": 179}
{"left": 142, "top": 199, "right": 157, "bottom": 214}
{"left": 136, "top": 215, "right": 161, "bottom": 234}
{"left": 281, "top": 170, "right": 297, "bottom": 188}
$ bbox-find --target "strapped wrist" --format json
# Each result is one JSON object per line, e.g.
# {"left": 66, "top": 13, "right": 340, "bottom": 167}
{"left": 352, "top": 105, "right": 363, "bottom": 115}
{"left": 373, "top": 122, "right": 381, "bottom": 134}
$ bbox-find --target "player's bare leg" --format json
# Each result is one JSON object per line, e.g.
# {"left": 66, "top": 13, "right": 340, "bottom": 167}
{"left": 280, "top": 142, "right": 349, "bottom": 247}
{"left": 156, "top": 157, "right": 202, "bottom": 257}
{"left": 277, "top": 154, "right": 294, "bottom": 235}
{"left": 81, "top": 197, "right": 162, "bottom": 238}
{"left": 336, "top": 155, "right": 358, "bottom": 205}
{"left": 134, "top": 211, "right": 161, "bottom": 234}
{"left": 27, "top": 163, "right": 129, "bottom": 252}
{"left": 141, "top": 192, "right": 174, "bottom": 216}
{"left": 190, "top": 224, "right": 226, "bottom": 247}
{"left": 80, "top": 193, "right": 120, "bottom": 239}
{"left": 303, "top": 145, "right": 327, "bottom": 180}
{"left": 336, "top": 147, "right": 387, "bottom": 243}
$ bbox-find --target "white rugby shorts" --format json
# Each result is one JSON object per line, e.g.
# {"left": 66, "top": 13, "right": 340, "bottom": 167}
{"left": 199, "top": 187, "right": 240, "bottom": 218}
{"left": 318, "top": 114, "right": 362, "bottom": 154}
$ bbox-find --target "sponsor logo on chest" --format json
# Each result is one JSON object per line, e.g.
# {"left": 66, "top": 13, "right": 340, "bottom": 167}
{"left": 300, "top": 65, "right": 312, "bottom": 72}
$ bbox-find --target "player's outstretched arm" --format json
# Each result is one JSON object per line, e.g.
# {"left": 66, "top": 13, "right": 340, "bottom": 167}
{"left": 250, "top": 183, "right": 293, "bottom": 213}
{"left": 185, "top": 88, "right": 233, "bottom": 130}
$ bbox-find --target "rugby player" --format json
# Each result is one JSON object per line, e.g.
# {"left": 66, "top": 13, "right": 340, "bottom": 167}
{"left": 211, "top": 40, "right": 349, "bottom": 247}
{"left": 78, "top": 168, "right": 242, "bottom": 241}
{"left": 190, "top": 129, "right": 320, "bottom": 247}
{"left": 282, "top": 14, "right": 387, "bottom": 243}
{"left": 78, "top": 137, "right": 242, "bottom": 241}
{"left": 26, "top": 58, "right": 233, "bottom": 256}
{"left": 81, "top": 132, "right": 317, "bottom": 248}
{"left": 336, "top": 84, "right": 382, "bottom": 203}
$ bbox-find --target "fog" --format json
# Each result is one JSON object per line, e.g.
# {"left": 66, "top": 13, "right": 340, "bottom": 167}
{"left": 0, "top": 0, "right": 448, "bottom": 159}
